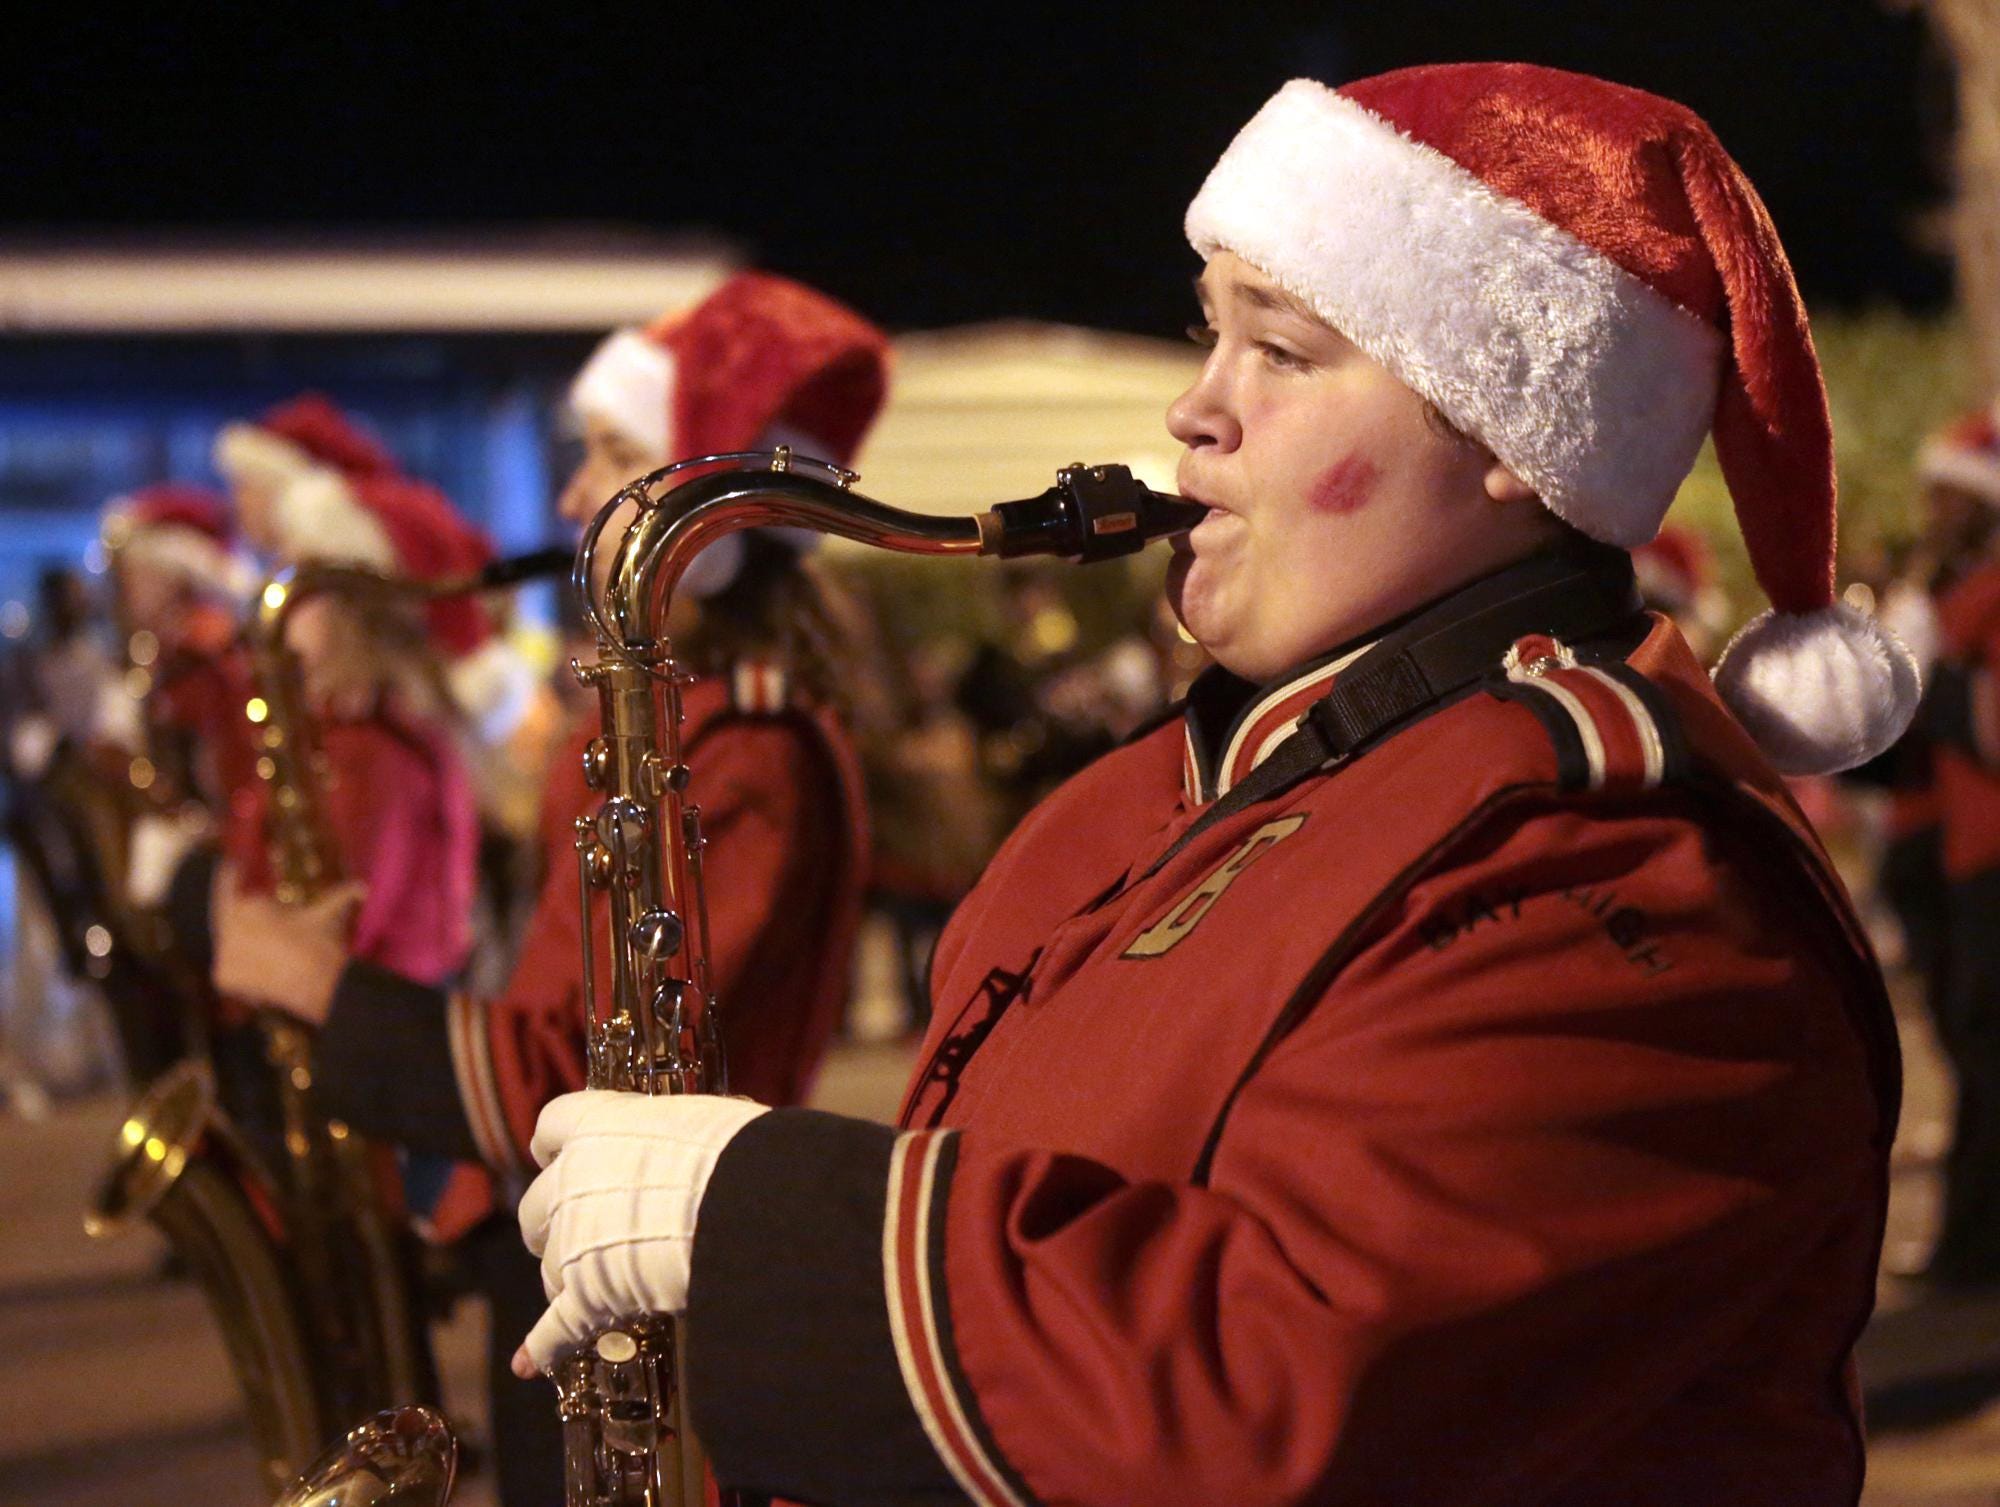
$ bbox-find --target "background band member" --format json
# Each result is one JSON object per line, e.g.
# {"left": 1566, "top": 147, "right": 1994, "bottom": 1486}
{"left": 1901, "top": 403, "right": 2000, "bottom": 1288}
{"left": 213, "top": 391, "right": 401, "bottom": 563}
{"left": 517, "top": 66, "right": 1914, "bottom": 1506}
{"left": 100, "top": 485, "right": 259, "bottom": 905}
{"left": 205, "top": 461, "right": 487, "bottom": 1175}
{"left": 217, "top": 270, "right": 885, "bottom": 1506}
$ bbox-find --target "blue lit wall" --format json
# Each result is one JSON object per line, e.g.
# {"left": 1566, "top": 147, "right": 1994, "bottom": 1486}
{"left": 0, "top": 333, "right": 595, "bottom": 626}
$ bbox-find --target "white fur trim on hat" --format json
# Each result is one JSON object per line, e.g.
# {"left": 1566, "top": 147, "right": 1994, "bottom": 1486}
{"left": 270, "top": 468, "right": 397, "bottom": 572}
{"left": 753, "top": 422, "right": 832, "bottom": 562}
{"left": 1711, "top": 603, "right": 1921, "bottom": 775}
{"left": 1917, "top": 439, "right": 2000, "bottom": 506}
{"left": 117, "top": 523, "right": 254, "bottom": 603}
{"left": 1185, "top": 79, "right": 1725, "bottom": 546}
{"left": 679, "top": 531, "right": 746, "bottom": 599}
{"left": 570, "top": 328, "right": 677, "bottom": 460}
{"left": 213, "top": 422, "right": 314, "bottom": 491}
{"left": 447, "top": 636, "right": 540, "bottom": 745}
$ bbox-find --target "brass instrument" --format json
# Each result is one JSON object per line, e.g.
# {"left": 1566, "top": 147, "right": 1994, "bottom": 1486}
{"left": 278, "top": 451, "right": 1200, "bottom": 1507}
{"left": 92, "top": 546, "right": 567, "bottom": 1494}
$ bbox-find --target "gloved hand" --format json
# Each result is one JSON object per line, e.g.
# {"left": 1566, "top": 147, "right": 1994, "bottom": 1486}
{"left": 513, "top": 1088, "right": 770, "bottom": 1377}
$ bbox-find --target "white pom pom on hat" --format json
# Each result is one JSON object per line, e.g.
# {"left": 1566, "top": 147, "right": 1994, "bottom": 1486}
{"left": 1186, "top": 64, "right": 1919, "bottom": 774}
{"left": 1713, "top": 605, "right": 1922, "bottom": 776}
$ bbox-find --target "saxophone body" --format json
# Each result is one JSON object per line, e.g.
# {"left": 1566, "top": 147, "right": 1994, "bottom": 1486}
{"left": 239, "top": 561, "right": 440, "bottom": 1427}
{"left": 555, "top": 451, "right": 1202, "bottom": 1507}
{"left": 273, "top": 454, "right": 1197, "bottom": 1507}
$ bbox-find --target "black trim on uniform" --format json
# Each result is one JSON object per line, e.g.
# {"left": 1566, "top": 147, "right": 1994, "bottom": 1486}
{"left": 316, "top": 960, "right": 481, "bottom": 1162}
{"left": 164, "top": 843, "right": 221, "bottom": 974}
{"left": 687, "top": 1109, "right": 966, "bottom": 1507}
{"left": 1595, "top": 658, "right": 1693, "bottom": 784}
{"left": 916, "top": 1131, "right": 1041, "bottom": 1507}
{"left": 1923, "top": 663, "right": 1980, "bottom": 758}
{"left": 1485, "top": 681, "right": 1592, "bottom": 791}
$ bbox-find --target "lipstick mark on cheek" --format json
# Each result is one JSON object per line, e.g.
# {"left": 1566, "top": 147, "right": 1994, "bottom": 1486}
{"left": 1309, "top": 454, "right": 1383, "bottom": 516}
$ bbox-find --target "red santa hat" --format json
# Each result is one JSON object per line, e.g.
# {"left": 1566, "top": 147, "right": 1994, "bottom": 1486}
{"left": 103, "top": 483, "right": 253, "bottom": 600}
{"left": 1918, "top": 402, "right": 2000, "bottom": 506}
{"left": 272, "top": 467, "right": 535, "bottom": 739}
{"left": 1185, "top": 65, "right": 1918, "bottom": 775}
{"left": 568, "top": 270, "right": 891, "bottom": 595}
{"left": 1632, "top": 526, "right": 1714, "bottom": 617}
{"left": 213, "top": 392, "right": 399, "bottom": 497}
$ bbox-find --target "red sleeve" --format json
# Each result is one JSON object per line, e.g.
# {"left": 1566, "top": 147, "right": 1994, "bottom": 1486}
{"left": 687, "top": 803, "right": 1888, "bottom": 1507}
{"left": 474, "top": 717, "right": 846, "bottom": 1165}
{"left": 333, "top": 734, "right": 420, "bottom": 957}
{"left": 691, "top": 720, "right": 848, "bottom": 1103}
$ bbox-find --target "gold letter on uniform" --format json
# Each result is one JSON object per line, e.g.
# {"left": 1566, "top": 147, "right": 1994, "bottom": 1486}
{"left": 1122, "top": 814, "right": 1308, "bottom": 958}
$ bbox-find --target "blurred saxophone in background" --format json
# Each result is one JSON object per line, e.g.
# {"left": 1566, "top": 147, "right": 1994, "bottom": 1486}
{"left": 90, "top": 546, "right": 566, "bottom": 1495}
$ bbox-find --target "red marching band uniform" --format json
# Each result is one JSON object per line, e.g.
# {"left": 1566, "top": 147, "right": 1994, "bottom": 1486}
{"left": 682, "top": 561, "right": 1897, "bottom": 1507}
{"left": 510, "top": 66, "right": 1925, "bottom": 1507}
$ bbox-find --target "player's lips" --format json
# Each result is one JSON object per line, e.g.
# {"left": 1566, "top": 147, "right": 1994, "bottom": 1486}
{"left": 1175, "top": 489, "right": 1240, "bottom": 552}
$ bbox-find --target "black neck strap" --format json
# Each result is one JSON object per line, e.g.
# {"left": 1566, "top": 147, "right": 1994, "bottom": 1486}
{"left": 1147, "top": 546, "right": 1643, "bottom": 879}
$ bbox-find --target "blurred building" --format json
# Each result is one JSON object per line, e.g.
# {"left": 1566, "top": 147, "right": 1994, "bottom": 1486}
{"left": 0, "top": 230, "right": 733, "bottom": 612}
{"left": 850, "top": 321, "right": 1195, "bottom": 520}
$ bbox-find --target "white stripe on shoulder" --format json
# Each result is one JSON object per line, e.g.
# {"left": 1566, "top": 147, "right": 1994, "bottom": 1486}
{"left": 1578, "top": 666, "right": 1664, "bottom": 787}
{"left": 1520, "top": 676, "right": 1605, "bottom": 791}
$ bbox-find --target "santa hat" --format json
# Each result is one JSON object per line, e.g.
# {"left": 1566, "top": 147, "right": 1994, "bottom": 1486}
{"left": 213, "top": 392, "right": 399, "bottom": 497}
{"left": 1632, "top": 526, "right": 1714, "bottom": 615}
{"left": 1185, "top": 65, "right": 1918, "bottom": 774}
{"left": 272, "top": 468, "right": 536, "bottom": 740}
{"left": 569, "top": 270, "right": 891, "bottom": 596}
{"left": 103, "top": 483, "right": 253, "bottom": 601}
{"left": 1918, "top": 402, "right": 2000, "bottom": 506}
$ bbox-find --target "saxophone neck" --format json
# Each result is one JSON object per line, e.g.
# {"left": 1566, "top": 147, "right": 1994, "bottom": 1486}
{"left": 594, "top": 452, "right": 1203, "bottom": 658}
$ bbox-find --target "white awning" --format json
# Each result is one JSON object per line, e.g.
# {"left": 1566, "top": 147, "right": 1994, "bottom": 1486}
{"left": 841, "top": 322, "right": 1199, "bottom": 525}
{"left": 0, "top": 234, "right": 735, "bottom": 334}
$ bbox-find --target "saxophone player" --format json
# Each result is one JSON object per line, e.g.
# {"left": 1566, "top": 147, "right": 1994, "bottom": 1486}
{"left": 218, "top": 271, "right": 884, "bottom": 1505}
{"left": 518, "top": 67, "right": 1912, "bottom": 1506}
{"left": 205, "top": 464, "right": 489, "bottom": 1173}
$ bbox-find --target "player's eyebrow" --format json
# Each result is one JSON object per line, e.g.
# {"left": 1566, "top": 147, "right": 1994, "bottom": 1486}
{"left": 1232, "top": 278, "right": 1321, "bottom": 327}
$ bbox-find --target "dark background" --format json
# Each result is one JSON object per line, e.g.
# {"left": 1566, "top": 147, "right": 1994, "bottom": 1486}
{"left": 6, "top": 0, "right": 1950, "bottom": 335}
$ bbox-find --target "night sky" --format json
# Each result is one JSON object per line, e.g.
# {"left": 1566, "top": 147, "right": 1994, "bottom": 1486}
{"left": 9, "top": 1, "right": 1946, "bottom": 335}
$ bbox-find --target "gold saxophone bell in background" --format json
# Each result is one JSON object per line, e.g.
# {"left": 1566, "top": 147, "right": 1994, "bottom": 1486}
{"left": 88, "top": 546, "right": 568, "bottom": 1495}
{"left": 279, "top": 449, "right": 1199, "bottom": 1507}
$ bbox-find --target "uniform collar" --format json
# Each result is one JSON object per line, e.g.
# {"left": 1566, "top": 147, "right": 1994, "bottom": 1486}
{"left": 1182, "top": 640, "right": 1374, "bottom": 805}
{"left": 1177, "top": 539, "right": 1639, "bottom": 809}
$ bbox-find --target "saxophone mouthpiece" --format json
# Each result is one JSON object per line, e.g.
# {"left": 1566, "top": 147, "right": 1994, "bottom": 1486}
{"left": 979, "top": 463, "right": 1207, "bottom": 563}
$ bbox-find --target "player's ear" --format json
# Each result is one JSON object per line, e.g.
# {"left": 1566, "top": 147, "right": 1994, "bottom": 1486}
{"left": 1484, "top": 462, "right": 1539, "bottom": 506}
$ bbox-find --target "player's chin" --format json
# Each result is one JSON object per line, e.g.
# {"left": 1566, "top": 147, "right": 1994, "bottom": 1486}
{"left": 1165, "top": 555, "right": 1227, "bottom": 655}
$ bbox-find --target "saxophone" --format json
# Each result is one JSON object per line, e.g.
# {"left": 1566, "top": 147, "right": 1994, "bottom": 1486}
{"left": 273, "top": 451, "right": 1200, "bottom": 1507}
{"left": 91, "top": 546, "right": 567, "bottom": 1495}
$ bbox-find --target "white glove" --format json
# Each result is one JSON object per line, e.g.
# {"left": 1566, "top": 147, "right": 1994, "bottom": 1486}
{"left": 127, "top": 809, "right": 212, "bottom": 908}
{"left": 515, "top": 1089, "right": 770, "bottom": 1375}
